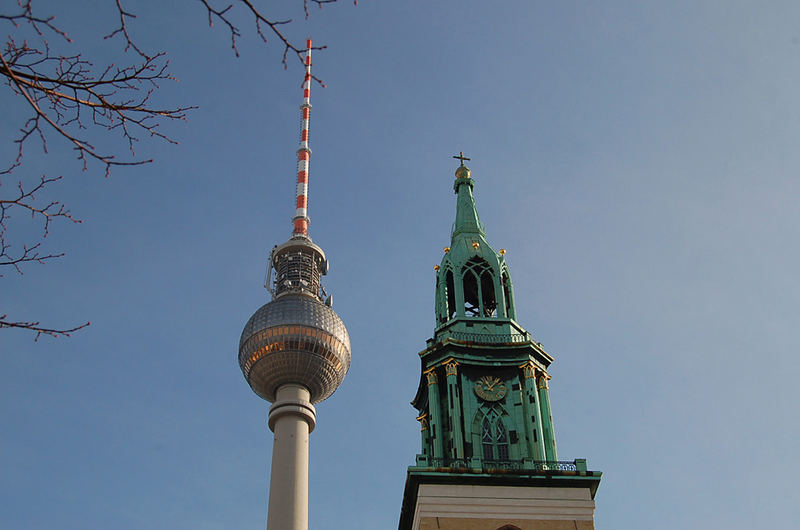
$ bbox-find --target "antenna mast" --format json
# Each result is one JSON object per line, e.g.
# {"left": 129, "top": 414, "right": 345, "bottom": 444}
{"left": 292, "top": 39, "right": 314, "bottom": 239}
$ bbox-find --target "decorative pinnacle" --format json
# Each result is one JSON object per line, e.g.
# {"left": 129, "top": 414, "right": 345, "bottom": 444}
{"left": 292, "top": 39, "right": 314, "bottom": 239}
{"left": 453, "top": 151, "right": 471, "bottom": 179}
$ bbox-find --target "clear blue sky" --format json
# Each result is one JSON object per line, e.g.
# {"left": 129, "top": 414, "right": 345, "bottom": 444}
{"left": 2, "top": 1, "right": 799, "bottom": 528}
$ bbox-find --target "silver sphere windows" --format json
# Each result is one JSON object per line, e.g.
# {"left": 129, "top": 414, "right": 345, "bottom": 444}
{"left": 239, "top": 295, "right": 350, "bottom": 403}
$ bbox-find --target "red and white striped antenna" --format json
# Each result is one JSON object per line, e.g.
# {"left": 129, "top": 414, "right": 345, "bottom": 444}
{"left": 292, "top": 39, "right": 314, "bottom": 238}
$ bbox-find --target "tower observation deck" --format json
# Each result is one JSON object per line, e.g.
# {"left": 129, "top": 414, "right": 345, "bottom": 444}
{"left": 238, "top": 40, "right": 350, "bottom": 530}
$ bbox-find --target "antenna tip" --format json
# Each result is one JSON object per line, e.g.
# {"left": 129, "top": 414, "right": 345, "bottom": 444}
{"left": 306, "top": 38, "right": 313, "bottom": 48}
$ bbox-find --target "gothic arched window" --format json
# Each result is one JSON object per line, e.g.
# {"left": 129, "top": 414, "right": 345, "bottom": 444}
{"left": 462, "top": 257, "right": 497, "bottom": 317}
{"left": 479, "top": 407, "right": 509, "bottom": 461}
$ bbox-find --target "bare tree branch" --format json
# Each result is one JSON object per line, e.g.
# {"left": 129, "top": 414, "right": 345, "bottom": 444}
{"left": 198, "top": 0, "right": 330, "bottom": 86}
{"left": 1, "top": 0, "right": 348, "bottom": 340}
{"left": 0, "top": 0, "right": 71, "bottom": 41}
{"left": 0, "top": 0, "right": 196, "bottom": 339}
{"left": 0, "top": 314, "right": 90, "bottom": 341}
{"left": 104, "top": 0, "right": 150, "bottom": 59}
{"left": 0, "top": 27, "right": 194, "bottom": 176}
{"left": 0, "top": 174, "right": 79, "bottom": 275}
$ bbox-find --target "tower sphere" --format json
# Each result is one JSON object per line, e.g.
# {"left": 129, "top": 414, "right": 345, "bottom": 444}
{"left": 239, "top": 294, "right": 350, "bottom": 403}
{"left": 237, "top": 37, "right": 351, "bottom": 408}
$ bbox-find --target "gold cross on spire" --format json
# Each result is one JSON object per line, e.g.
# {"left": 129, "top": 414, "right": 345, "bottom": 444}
{"left": 452, "top": 151, "right": 471, "bottom": 166}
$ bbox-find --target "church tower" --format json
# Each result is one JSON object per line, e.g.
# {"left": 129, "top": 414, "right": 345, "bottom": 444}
{"left": 398, "top": 155, "right": 601, "bottom": 530}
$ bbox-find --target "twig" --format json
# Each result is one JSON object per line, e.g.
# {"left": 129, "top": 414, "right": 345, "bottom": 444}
{"left": 0, "top": 314, "right": 90, "bottom": 340}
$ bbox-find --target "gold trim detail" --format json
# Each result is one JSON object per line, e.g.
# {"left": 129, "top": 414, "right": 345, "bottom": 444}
{"left": 520, "top": 362, "right": 537, "bottom": 380}
{"left": 424, "top": 369, "right": 438, "bottom": 386}
{"left": 444, "top": 359, "right": 459, "bottom": 377}
{"left": 537, "top": 373, "right": 551, "bottom": 390}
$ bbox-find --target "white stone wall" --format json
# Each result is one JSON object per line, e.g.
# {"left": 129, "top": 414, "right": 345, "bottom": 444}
{"left": 412, "top": 484, "right": 596, "bottom": 530}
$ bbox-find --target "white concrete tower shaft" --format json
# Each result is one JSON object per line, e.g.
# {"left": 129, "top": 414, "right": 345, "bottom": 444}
{"left": 266, "top": 384, "right": 316, "bottom": 530}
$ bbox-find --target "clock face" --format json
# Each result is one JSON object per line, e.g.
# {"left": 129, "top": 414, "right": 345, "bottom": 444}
{"left": 474, "top": 376, "right": 507, "bottom": 401}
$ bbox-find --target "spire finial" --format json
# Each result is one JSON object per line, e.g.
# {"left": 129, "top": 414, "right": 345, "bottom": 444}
{"left": 453, "top": 151, "right": 471, "bottom": 179}
{"left": 453, "top": 151, "right": 471, "bottom": 167}
{"left": 292, "top": 38, "right": 314, "bottom": 238}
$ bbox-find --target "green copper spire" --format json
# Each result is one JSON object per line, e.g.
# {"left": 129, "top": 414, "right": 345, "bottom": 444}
{"left": 434, "top": 155, "right": 516, "bottom": 327}
{"left": 451, "top": 153, "right": 485, "bottom": 238}
{"left": 412, "top": 155, "right": 565, "bottom": 471}
{"left": 399, "top": 155, "right": 601, "bottom": 528}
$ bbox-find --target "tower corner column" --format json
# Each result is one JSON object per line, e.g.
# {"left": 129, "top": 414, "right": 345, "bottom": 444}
{"left": 444, "top": 359, "right": 465, "bottom": 460}
{"left": 537, "top": 373, "right": 558, "bottom": 461}
{"left": 520, "top": 362, "right": 546, "bottom": 461}
{"left": 425, "top": 368, "right": 445, "bottom": 461}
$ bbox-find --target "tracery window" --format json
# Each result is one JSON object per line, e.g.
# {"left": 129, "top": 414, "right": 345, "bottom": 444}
{"left": 462, "top": 257, "right": 496, "bottom": 317}
{"left": 479, "top": 407, "right": 509, "bottom": 461}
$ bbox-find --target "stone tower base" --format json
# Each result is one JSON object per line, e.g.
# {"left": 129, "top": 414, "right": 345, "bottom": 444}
{"left": 414, "top": 484, "right": 594, "bottom": 530}
{"left": 399, "top": 469, "right": 601, "bottom": 530}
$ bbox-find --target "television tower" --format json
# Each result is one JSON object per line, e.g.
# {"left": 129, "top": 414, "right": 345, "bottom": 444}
{"left": 238, "top": 40, "right": 351, "bottom": 530}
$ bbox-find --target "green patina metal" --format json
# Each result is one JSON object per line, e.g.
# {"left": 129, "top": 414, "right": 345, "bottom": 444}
{"left": 399, "top": 156, "right": 601, "bottom": 529}
{"left": 411, "top": 158, "right": 560, "bottom": 472}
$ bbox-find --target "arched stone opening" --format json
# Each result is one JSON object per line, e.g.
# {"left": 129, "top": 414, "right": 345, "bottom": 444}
{"left": 462, "top": 257, "right": 497, "bottom": 317}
